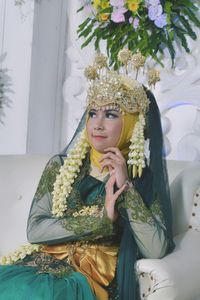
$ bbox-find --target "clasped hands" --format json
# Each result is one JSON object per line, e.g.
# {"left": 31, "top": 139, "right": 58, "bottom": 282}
{"left": 99, "top": 147, "right": 130, "bottom": 222}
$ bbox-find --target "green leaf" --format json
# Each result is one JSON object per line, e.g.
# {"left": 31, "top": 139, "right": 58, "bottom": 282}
{"left": 175, "top": 27, "right": 190, "bottom": 52}
{"left": 81, "top": 35, "right": 95, "bottom": 48}
{"left": 183, "top": 7, "right": 200, "bottom": 27}
{"left": 150, "top": 51, "right": 164, "bottom": 67}
{"left": 99, "top": 7, "right": 112, "bottom": 14}
{"left": 179, "top": 15, "right": 197, "bottom": 40}
{"left": 77, "top": 18, "right": 92, "bottom": 33}
{"left": 77, "top": 6, "right": 84, "bottom": 13}
{"left": 177, "top": 0, "right": 199, "bottom": 11}
{"left": 78, "top": 21, "right": 96, "bottom": 39}
{"left": 165, "top": 1, "right": 172, "bottom": 14}
{"left": 162, "top": 32, "right": 175, "bottom": 66}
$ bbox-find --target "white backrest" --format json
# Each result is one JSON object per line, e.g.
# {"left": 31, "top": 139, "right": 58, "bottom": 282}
{"left": 169, "top": 162, "right": 200, "bottom": 236}
{"left": 0, "top": 156, "right": 198, "bottom": 255}
{"left": 0, "top": 155, "right": 50, "bottom": 256}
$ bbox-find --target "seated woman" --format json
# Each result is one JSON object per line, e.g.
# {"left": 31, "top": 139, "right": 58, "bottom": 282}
{"left": 0, "top": 52, "right": 174, "bottom": 300}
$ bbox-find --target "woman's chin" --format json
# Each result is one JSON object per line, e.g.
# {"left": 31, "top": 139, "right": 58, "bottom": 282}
{"left": 92, "top": 146, "right": 105, "bottom": 153}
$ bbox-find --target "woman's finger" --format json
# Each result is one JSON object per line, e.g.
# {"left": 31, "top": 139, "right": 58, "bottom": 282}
{"left": 99, "top": 152, "right": 122, "bottom": 163}
{"left": 114, "top": 184, "right": 127, "bottom": 199}
{"left": 104, "top": 147, "right": 124, "bottom": 158}
{"left": 105, "top": 173, "right": 116, "bottom": 195}
{"left": 100, "top": 159, "right": 115, "bottom": 173}
{"left": 105, "top": 173, "right": 115, "bottom": 188}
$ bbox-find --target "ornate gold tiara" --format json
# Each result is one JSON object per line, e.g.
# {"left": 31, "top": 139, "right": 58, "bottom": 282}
{"left": 84, "top": 49, "right": 160, "bottom": 114}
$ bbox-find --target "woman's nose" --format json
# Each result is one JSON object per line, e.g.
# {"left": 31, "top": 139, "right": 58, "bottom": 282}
{"left": 94, "top": 117, "right": 104, "bottom": 130}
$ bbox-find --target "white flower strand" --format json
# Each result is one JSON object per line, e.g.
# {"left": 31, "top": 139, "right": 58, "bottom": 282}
{"left": 0, "top": 244, "right": 40, "bottom": 265}
{"left": 127, "top": 113, "right": 146, "bottom": 178}
{"left": 52, "top": 129, "right": 89, "bottom": 218}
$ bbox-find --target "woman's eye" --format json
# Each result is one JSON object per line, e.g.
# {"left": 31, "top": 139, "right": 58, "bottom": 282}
{"left": 106, "top": 112, "right": 118, "bottom": 119}
{"left": 88, "top": 111, "right": 96, "bottom": 118}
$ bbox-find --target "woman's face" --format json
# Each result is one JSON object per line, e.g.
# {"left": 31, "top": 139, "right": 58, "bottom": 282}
{"left": 86, "top": 107, "right": 123, "bottom": 153}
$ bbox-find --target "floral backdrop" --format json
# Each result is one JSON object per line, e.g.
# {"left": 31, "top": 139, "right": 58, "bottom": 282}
{"left": 78, "top": 0, "right": 200, "bottom": 67}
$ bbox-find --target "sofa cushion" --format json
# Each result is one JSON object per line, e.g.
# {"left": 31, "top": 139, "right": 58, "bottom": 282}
{"left": 0, "top": 155, "right": 50, "bottom": 255}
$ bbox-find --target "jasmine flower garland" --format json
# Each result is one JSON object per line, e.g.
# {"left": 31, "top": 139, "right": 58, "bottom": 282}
{"left": 78, "top": 0, "right": 200, "bottom": 67}
{"left": 0, "top": 244, "right": 40, "bottom": 265}
{"left": 128, "top": 113, "right": 146, "bottom": 177}
{"left": 52, "top": 129, "right": 89, "bottom": 218}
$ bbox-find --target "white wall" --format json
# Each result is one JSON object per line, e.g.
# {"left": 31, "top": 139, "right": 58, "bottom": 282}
{"left": 26, "top": 0, "right": 67, "bottom": 154}
{"left": 0, "top": 0, "right": 67, "bottom": 155}
{"left": 0, "top": 0, "right": 34, "bottom": 154}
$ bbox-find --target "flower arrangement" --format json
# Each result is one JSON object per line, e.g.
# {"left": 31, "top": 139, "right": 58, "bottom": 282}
{"left": 78, "top": 0, "right": 200, "bottom": 66}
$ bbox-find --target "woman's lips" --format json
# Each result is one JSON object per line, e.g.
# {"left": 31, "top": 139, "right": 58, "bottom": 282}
{"left": 92, "top": 135, "right": 107, "bottom": 141}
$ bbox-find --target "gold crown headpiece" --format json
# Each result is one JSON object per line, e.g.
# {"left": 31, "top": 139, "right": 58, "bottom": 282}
{"left": 84, "top": 49, "right": 160, "bottom": 114}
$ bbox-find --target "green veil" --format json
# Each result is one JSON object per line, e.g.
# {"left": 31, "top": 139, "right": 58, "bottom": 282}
{"left": 116, "top": 89, "right": 175, "bottom": 300}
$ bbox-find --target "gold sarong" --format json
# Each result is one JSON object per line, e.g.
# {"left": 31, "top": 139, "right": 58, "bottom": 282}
{"left": 41, "top": 243, "right": 118, "bottom": 300}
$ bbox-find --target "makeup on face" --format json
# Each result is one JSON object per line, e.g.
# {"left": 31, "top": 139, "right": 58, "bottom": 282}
{"left": 86, "top": 108, "right": 123, "bottom": 153}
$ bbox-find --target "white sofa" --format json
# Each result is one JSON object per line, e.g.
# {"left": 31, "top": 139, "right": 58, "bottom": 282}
{"left": 0, "top": 155, "right": 200, "bottom": 300}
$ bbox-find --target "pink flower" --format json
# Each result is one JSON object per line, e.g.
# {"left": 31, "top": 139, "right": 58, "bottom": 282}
{"left": 133, "top": 17, "right": 139, "bottom": 29}
{"left": 110, "top": 0, "right": 125, "bottom": 7}
{"left": 129, "top": 16, "right": 139, "bottom": 29}
{"left": 129, "top": 17, "right": 133, "bottom": 24}
{"left": 83, "top": 4, "right": 96, "bottom": 16}
{"left": 111, "top": 7, "right": 127, "bottom": 23}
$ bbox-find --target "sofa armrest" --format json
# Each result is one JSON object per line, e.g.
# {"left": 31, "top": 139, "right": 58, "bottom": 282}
{"left": 169, "top": 162, "right": 200, "bottom": 236}
{"left": 136, "top": 230, "right": 200, "bottom": 300}
{"left": 136, "top": 259, "right": 175, "bottom": 300}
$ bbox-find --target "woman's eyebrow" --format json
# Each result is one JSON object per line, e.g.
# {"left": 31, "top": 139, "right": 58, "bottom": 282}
{"left": 105, "top": 109, "right": 120, "bottom": 113}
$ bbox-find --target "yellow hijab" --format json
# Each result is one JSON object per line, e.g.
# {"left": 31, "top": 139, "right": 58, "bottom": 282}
{"left": 88, "top": 111, "right": 138, "bottom": 170}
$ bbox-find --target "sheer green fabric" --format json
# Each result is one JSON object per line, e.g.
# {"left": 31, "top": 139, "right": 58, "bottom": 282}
{"left": 116, "top": 90, "right": 175, "bottom": 300}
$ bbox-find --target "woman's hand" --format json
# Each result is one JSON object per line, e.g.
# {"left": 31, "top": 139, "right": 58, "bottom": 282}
{"left": 105, "top": 173, "right": 127, "bottom": 222}
{"left": 99, "top": 147, "right": 128, "bottom": 188}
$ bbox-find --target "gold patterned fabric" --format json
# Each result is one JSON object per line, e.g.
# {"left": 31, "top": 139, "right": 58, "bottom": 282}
{"left": 41, "top": 243, "right": 118, "bottom": 300}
